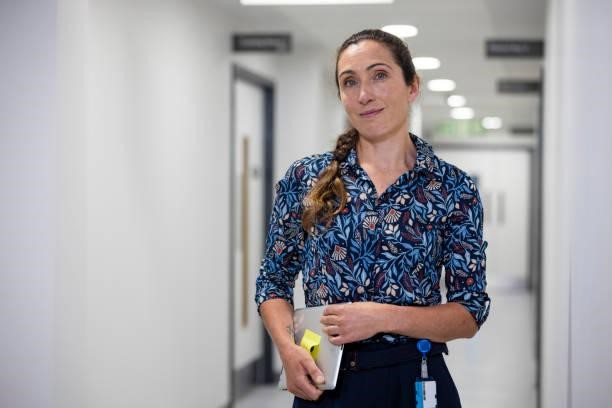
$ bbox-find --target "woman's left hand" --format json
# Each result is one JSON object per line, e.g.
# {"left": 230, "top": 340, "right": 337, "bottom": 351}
{"left": 320, "top": 302, "right": 384, "bottom": 345}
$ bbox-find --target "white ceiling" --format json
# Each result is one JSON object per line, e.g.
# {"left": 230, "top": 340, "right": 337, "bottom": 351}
{"left": 212, "top": 0, "right": 547, "bottom": 137}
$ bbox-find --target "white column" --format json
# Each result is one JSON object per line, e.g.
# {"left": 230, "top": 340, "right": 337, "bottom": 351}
{"left": 542, "top": 0, "right": 612, "bottom": 406}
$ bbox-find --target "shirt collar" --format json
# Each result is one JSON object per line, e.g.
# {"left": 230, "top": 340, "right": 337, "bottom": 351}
{"left": 411, "top": 133, "right": 438, "bottom": 173}
{"left": 342, "top": 133, "right": 437, "bottom": 174}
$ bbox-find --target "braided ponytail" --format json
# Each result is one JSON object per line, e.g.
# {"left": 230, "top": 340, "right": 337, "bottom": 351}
{"left": 302, "top": 128, "right": 358, "bottom": 233}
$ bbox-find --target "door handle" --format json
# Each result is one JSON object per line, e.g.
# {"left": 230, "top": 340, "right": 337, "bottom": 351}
{"left": 241, "top": 136, "right": 250, "bottom": 327}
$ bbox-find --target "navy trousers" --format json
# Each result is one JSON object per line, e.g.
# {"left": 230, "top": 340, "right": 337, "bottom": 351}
{"left": 293, "top": 342, "right": 461, "bottom": 408}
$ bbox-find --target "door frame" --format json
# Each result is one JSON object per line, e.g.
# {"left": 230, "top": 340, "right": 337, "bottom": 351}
{"left": 228, "top": 64, "right": 275, "bottom": 406}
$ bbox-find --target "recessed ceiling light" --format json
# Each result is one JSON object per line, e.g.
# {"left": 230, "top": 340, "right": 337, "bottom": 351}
{"left": 482, "top": 116, "right": 503, "bottom": 129}
{"left": 427, "top": 79, "right": 456, "bottom": 92}
{"left": 241, "top": 0, "right": 394, "bottom": 5}
{"left": 451, "top": 107, "right": 475, "bottom": 120}
{"left": 412, "top": 57, "right": 440, "bottom": 70}
{"left": 447, "top": 95, "right": 466, "bottom": 107}
{"left": 381, "top": 25, "right": 418, "bottom": 39}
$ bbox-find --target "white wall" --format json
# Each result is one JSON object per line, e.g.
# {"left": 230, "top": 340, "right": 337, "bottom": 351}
{"left": 57, "top": 0, "right": 233, "bottom": 407}
{"left": 0, "top": 1, "right": 56, "bottom": 407}
{"left": 542, "top": 0, "right": 612, "bottom": 406}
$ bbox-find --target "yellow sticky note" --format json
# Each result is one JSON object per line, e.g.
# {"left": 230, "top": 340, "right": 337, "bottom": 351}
{"left": 299, "top": 329, "right": 321, "bottom": 360}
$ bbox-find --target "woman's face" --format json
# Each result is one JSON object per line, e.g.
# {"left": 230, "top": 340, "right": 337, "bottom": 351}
{"left": 336, "top": 40, "right": 418, "bottom": 143}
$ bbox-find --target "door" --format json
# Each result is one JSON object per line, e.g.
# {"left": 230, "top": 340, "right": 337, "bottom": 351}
{"left": 434, "top": 148, "right": 532, "bottom": 290}
{"left": 229, "top": 66, "right": 275, "bottom": 402}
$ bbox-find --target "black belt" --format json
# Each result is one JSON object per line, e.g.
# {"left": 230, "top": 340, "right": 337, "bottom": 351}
{"left": 340, "top": 341, "right": 448, "bottom": 371}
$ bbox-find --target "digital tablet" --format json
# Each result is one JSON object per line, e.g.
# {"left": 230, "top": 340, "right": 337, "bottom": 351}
{"left": 278, "top": 304, "right": 345, "bottom": 391}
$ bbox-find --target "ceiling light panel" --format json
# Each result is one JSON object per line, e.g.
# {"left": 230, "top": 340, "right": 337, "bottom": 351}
{"left": 413, "top": 57, "right": 440, "bottom": 70}
{"left": 451, "top": 107, "right": 475, "bottom": 120}
{"left": 242, "top": 0, "right": 394, "bottom": 5}
{"left": 427, "top": 79, "right": 456, "bottom": 92}
{"left": 447, "top": 95, "right": 466, "bottom": 107}
{"left": 482, "top": 116, "right": 503, "bottom": 129}
{"left": 381, "top": 25, "right": 418, "bottom": 38}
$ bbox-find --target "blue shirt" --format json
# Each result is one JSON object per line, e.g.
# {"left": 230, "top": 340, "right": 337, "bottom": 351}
{"left": 255, "top": 134, "right": 490, "bottom": 343}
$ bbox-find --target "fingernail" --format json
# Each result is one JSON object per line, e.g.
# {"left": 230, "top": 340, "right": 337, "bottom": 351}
{"left": 316, "top": 376, "right": 324, "bottom": 384}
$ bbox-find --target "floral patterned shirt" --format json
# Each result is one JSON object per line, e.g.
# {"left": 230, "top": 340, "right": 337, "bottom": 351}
{"left": 255, "top": 134, "right": 490, "bottom": 343}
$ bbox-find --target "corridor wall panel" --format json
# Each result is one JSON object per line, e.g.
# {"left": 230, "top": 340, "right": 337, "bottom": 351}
{"left": 57, "top": 0, "right": 233, "bottom": 407}
{"left": 0, "top": 1, "right": 56, "bottom": 407}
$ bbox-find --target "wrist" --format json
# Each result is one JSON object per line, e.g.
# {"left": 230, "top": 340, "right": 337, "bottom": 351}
{"left": 278, "top": 341, "right": 299, "bottom": 359}
{"left": 370, "top": 302, "right": 393, "bottom": 335}
{"left": 378, "top": 303, "right": 411, "bottom": 334}
{"left": 277, "top": 325, "right": 298, "bottom": 356}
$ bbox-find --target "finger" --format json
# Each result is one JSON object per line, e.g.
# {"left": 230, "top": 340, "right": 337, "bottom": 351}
{"left": 320, "top": 315, "right": 339, "bottom": 326}
{"left": 291, "top": 381, "right": 313, "bottom": 401}
{"left": 288, "top": 386, "right": 304, "bottom": 400}
{"left": 311, "top": 387, "right": 323, "bottom": 400}
{"left": 295, "top": 374, "right": 323, "bottom": 401}
{"left": 305, "top": 382, "right": 323, "bottom": 401}
{"left": 329, "top": 334, "right": 345, "bottom": 346}
{"left": 302, "top": 358, "right": 325, "bottom": 386}
{"left": 322, "top": 325, "right": 340, "bottom": 336}
{"left": 323, "top": 304, "right": 342, "bottom": 316}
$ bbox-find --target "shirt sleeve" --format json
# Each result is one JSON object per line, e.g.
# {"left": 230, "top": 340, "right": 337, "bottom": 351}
{"left": 255, "top": 163, "right": 306, "bottom": 313}
{"left": 443, "top": 173, "right": 491, "bottom": 328}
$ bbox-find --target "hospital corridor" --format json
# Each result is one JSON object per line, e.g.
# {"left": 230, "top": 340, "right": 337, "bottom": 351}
{"left": 1, "top": 1, "right": 611, "bottom": 407}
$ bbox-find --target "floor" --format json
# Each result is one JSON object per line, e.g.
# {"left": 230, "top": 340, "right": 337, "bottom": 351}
{"left": 235, "top": 288, "right": 537, "bottom": 408}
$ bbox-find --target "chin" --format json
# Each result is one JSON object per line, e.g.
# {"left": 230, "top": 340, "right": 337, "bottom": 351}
{"left": 356, "top": 127, "right": 391, "bottom": 142}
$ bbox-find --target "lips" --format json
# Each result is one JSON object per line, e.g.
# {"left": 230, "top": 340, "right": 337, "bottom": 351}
{"left": 359, "top": 108, "right": 384, "bottom": 118}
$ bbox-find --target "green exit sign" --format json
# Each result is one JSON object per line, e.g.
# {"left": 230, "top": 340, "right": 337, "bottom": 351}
{"left": 435, "top": 119, "right": 485, "bottom": 137}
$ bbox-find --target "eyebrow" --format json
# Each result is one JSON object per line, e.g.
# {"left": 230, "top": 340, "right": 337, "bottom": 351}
{"left": 338, "top": 62, "right": 392, "bottom": 79}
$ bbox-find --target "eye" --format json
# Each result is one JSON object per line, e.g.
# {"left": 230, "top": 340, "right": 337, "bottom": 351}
{"left": 374, "top": 71, "right": 388, "bottom": 80}
{"left": 342, "top": 78, "right": 357, "bottom": 88}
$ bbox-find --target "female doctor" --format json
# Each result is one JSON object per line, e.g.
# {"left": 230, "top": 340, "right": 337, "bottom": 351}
{"left": 255, "top": 28, "right": 490, "bottom": 407}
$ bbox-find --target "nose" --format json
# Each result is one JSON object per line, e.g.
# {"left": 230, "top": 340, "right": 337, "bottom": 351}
{"left": 358, "top": 83, "right": 374, "bottom": 105}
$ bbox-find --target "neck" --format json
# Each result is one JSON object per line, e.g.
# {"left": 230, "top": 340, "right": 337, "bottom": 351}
{"left": 356, "top": 131, "right": 416, "bottom": 172}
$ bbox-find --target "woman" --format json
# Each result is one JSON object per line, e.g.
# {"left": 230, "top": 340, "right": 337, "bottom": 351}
{"left": 255, "top": 28, "right": 490, "bottom": 407}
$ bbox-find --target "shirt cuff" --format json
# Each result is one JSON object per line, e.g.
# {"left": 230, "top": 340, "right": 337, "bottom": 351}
{"left": 447, "top": 290, "right": 491, "bottom": 328}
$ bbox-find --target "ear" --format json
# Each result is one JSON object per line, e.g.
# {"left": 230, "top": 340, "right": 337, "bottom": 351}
{"left": 407, "top": 76, "right": 420, "bottom": 103}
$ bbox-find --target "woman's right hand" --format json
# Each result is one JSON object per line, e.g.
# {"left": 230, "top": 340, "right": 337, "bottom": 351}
{"left": 280, "top": 343, "right": 325, "bottom": 401}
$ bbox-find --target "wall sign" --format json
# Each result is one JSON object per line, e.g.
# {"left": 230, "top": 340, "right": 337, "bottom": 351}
{"left": 486, "top": 40, "right": 544, "bottom": 58}
{"left": 233, "top": 34, "right": 292, "bottom": 53}
{"left": 497, "top": 80, "right": 541, "bottom": 94}
{"left": 511, "top": 126, "right": 536, "bottom": 135}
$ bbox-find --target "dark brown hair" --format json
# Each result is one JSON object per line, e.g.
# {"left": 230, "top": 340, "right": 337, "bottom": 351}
{"left": 302, "top": 29, "right": 418, "bottom": 232}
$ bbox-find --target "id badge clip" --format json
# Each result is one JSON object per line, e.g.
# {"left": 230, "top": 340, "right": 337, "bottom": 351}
{"left": 415, "top": 339, "right": 437, "bottom": 408}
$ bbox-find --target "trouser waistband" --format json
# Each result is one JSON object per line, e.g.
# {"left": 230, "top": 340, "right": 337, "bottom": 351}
{"left": 340, "top": 341, "right": 448, "bottom": 371}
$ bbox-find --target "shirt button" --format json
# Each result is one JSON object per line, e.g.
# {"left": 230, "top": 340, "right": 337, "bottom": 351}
{"left": 350, "top": 361, "right": 356, "bottom": 368}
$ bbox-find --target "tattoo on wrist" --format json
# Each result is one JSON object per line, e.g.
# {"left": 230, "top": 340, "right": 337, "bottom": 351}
{"left": 286, "top": 325, "right": 295, "bottom": 340}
